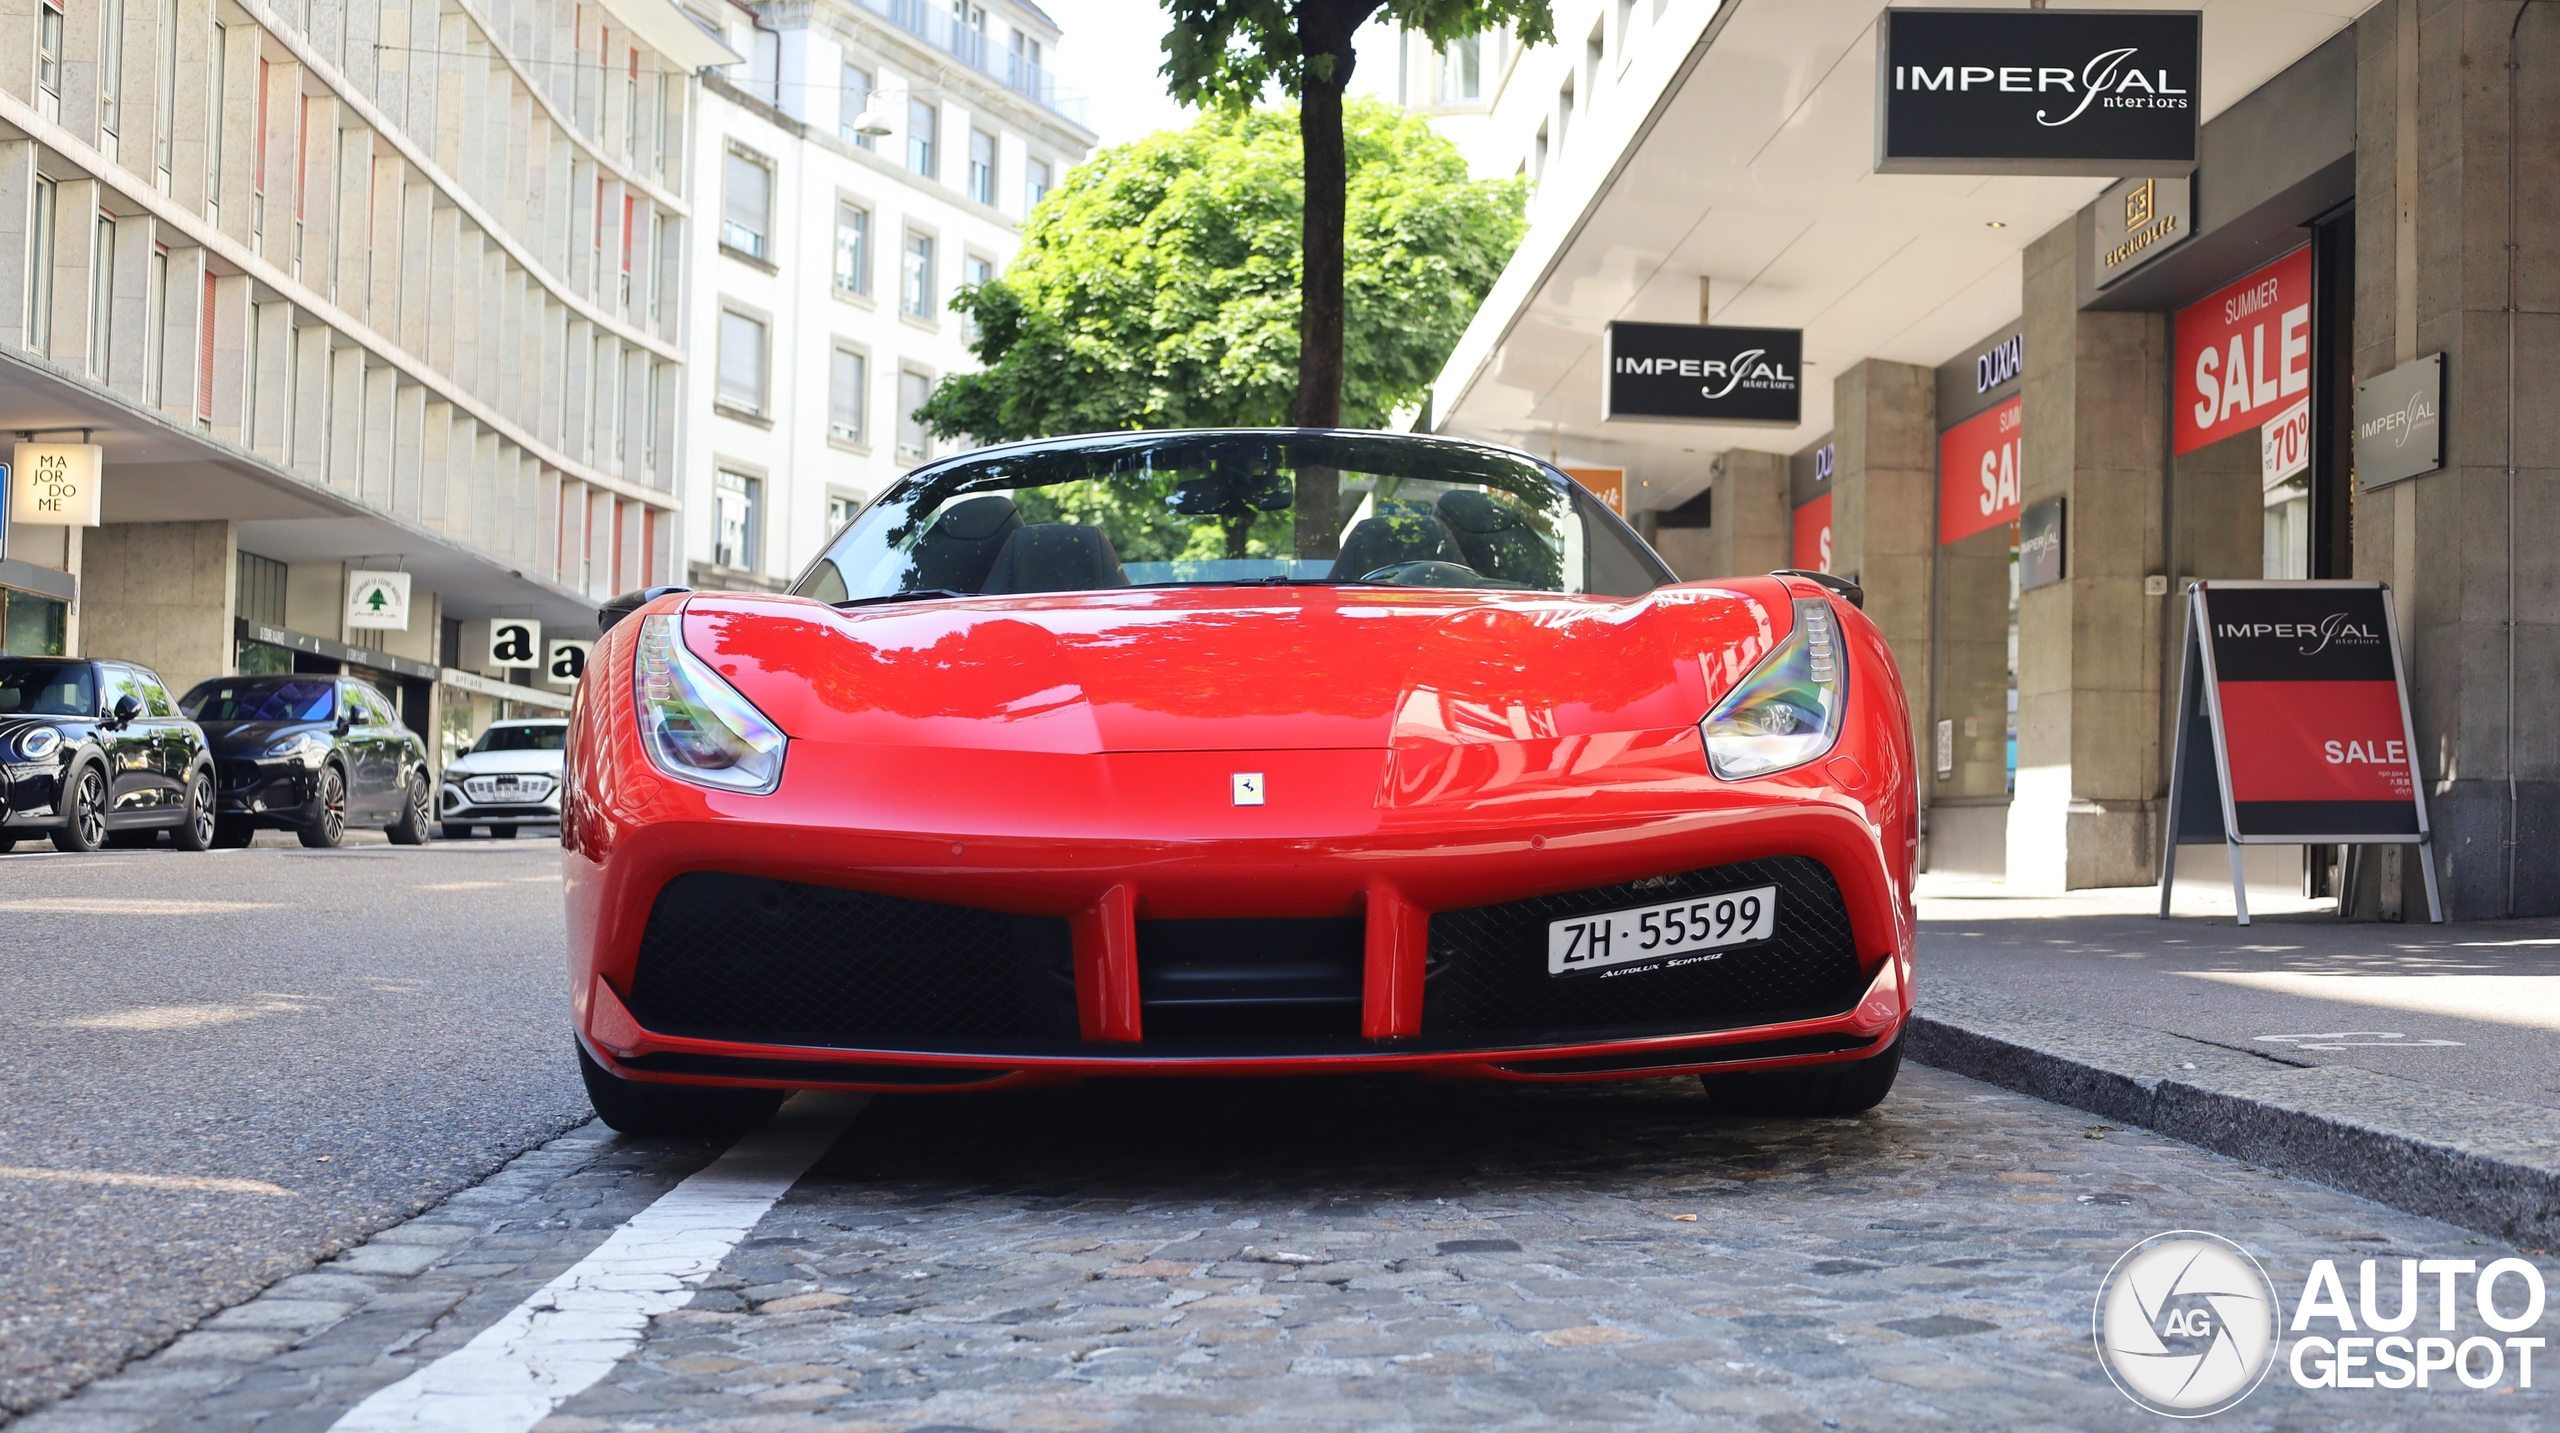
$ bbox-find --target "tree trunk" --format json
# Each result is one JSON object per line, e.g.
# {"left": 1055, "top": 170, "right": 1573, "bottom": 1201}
{"left": 1292, "top": 61, "right": 1348, "bottom": 429}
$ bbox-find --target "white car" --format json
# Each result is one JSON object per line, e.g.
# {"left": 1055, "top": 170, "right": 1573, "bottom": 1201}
{"left": 438, "top": 718, "right": 567, "bottom": 839}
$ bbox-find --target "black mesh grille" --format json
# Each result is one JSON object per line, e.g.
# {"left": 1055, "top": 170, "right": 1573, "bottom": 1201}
{"left": 626, "top": 872, "right": 1078, "bottom": 1048}
{"left": 217, "top": 760, "right": 264, "bottom": 793}
{"left": 1421, "top": 855, "right": 1866, "bottom": 1038}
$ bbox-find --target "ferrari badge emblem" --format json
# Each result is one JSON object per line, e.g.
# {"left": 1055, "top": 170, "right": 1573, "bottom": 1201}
{"left": 1231, "top": 772, "right": 1265, "bottom": 806}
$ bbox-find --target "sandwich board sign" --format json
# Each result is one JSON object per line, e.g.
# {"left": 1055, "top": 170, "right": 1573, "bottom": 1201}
{"left": 2158, "top": 580, "right": 2440, "bottom": 924}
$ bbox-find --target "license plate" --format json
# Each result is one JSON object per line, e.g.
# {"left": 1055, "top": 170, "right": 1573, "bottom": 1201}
{"left": 1547, "top": 885, "right": 1778, "bottom": 977}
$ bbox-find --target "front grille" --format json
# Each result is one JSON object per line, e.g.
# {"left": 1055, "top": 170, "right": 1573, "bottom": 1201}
{"left": 626, "top": 871, "right": 1078, "bottom": 1048}
{"left": 1137, "top": 917, "right": 1365, "bottom": 1040}
{"left": 464, "top": 773, "right": 555, "bottom": 803}
{"left": 217, "top": 760, "right": 264, "bottom": 793}
{"left": 1421, "top": 855, "right": 1867, "bottom": 1039}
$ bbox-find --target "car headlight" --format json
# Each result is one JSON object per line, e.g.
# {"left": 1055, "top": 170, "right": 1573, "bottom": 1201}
{"left": 1700, "top": 596, "right": 1847, "bottom": 780}
{"left": 14, "top": 727, "right": 61, "bottom": 761}
{"left": 633, "top": 613, "right": 786, "bottom": 794}
{"left": 265, "top": 732, "right": 331, "bottom": 765}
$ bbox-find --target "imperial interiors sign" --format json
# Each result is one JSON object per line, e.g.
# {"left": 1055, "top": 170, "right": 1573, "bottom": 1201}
{"left": 1877, "top": 9, "right": 2202, "bottom": 175}
{"left": 1602, "top": 322, "right": 1802, "bottom": 426}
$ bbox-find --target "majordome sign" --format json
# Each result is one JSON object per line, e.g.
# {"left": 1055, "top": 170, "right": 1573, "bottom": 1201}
{"left": 1877, "top": 8, "right": 2201, "bottom": 175}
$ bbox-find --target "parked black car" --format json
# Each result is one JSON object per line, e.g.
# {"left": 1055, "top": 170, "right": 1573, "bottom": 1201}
{"left": 178, "top": 675, "right": 434, "bottom": 847}
{"left": 0, "top": 657, "right": 218, "bottom": 853}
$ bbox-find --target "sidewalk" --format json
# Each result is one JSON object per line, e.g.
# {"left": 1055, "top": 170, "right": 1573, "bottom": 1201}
{"left": 1909, "top": 873, "right": 2560, "bottom": 1243}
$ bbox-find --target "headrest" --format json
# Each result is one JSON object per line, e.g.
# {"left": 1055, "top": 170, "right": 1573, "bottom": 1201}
{"left": 1436, "top": 489, "right": 1523, "bottom": 535}
{"left": 931, "top": 495, "right": 1021, "bottom": 542}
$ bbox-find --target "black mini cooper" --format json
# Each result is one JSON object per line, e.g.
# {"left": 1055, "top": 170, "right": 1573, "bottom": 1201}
{"left": 0, "top": 657, "right": 219, "bottom": 852}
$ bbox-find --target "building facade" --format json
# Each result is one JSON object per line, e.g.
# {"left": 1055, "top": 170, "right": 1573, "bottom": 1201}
{"left": 1426, "top": 0, "right": 2559, "bottom": 919}
{"left": 0, "top": 0, "right": 732, "bottom": 761}
{"left": 676, "top": 0, "right": 1092, "bottom": 595}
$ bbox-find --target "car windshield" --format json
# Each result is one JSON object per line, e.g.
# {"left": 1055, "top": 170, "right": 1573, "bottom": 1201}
{"left": 472, "top": 724, "right": 566, "bottom": 753}
{"left": 0, "top": 660, "right": 96, "bottom": 717}
{"left": 792, "top": 431, "right": 1670, "bottom": 603}
{"left": 180, "top": 678, "right": 337, "bottom": 722}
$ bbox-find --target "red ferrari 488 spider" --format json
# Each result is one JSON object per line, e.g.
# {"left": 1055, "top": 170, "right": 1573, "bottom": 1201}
{"left": 564, "top": 430, "right": 1915, "bottom": 1134}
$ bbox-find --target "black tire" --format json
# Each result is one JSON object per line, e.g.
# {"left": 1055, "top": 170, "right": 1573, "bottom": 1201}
{"left": 172, "top": 771, "right": 218, "bottom": 852}
{"left": 385, "top": 773, "right": 432, "bottom": 845}
{"left": 0, "top": 836, "right": 16, "bottom": 853}
{"left": 489, "top": 824, "right": 519, "bottom": 840}
{"left": 1699, "top": 1034, "right": 1903, "bottom": 1118}
{"left": 575, "top": 1040, "right": 784, "bottom": 1138}
{"left": 211, "top": 819, "right": 256, "bottom": 849}
{"left": 439, "top": 822, "right": 472, "bottom": 840}
{"left": 51, "top": 766, "right": 107, "bottom": 852}
{"left": 296, "top": 765, "right": 348, "bottom": 848}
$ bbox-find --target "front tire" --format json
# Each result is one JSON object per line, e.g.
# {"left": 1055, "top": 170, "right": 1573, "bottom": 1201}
{"left": 296, "top": 766, "right": 348, "bottom": 848}
{"left": 1700, "top": 1033, "right": 1903, "bottom": 1118}
{"left": 51, "top": 766, "right": 107, "bottom": 852}
{"left": 576, "top": 1040, "right": 785, "bottom": 1138}
{"left": 385, "top": 773, "right": 432, "bottom": 845}
{"left": 172, "top": 771, "right": 218, "bottom": 852}
{"left": 211, "top": 819, "right": 256, "bottom": 849}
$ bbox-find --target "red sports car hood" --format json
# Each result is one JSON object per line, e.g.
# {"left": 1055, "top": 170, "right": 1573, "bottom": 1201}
{"left": 684, "top": 583, "right": 1788, "bottom": 755}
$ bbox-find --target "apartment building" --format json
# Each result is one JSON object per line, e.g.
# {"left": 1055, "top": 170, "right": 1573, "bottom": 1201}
{"left": 676, "top": 0, "right": 1093, "bottom": 594}
{"left": 0, "top": 0, "right": 730, "bottom": 759}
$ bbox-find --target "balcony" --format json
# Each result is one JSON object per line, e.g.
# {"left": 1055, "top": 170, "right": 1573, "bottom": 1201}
{"left": 859, "top": 0, "right": 1091, "bottom": 126}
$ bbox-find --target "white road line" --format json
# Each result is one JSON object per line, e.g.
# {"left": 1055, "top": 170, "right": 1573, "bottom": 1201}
{"left": 329, "top": 1092, "right": 861, "bottom": 1433}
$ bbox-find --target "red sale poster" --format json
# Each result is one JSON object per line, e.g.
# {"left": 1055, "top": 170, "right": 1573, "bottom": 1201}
{"left": 1939, "top": 397, "right": 2023, "bottom": 545}
{"left": 1790, "top": 493, "right": 1832, "bottom": 573}
{"left": 2174, "top": 248, "right": 2313, "bottom": 455}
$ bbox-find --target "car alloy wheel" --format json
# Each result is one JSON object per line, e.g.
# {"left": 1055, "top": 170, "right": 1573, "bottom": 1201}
{"left": 297, "top": 766, "right": 347, "bottom": 848}
{"left": 174, "top": 772, "right": 217, "bottom": 852}
{"left": 52, "top": 767, "right": 107, "bottom": 852}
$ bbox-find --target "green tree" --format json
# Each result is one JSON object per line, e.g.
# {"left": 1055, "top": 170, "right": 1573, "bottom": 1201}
{"left": 918, "top": 100, "right": 1526, "bottom": 442}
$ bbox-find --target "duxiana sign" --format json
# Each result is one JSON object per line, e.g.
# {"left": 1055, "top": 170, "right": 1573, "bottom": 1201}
{"left": 1877, "top": 9, "right": 2202, "bottom": 175}
{"left": 1602, "top": 323, "right": 1802, "bottom": 426}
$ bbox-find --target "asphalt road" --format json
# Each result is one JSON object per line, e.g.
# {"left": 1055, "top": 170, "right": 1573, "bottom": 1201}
{"left": 0, "top": 831, "right": 587, "bottom": 1418}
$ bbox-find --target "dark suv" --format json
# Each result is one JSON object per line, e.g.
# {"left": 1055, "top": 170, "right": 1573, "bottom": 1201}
{"left": 0, "top": 657, "right": 218, "bottom": 853}
{"left": 179, "top": 675, "right": 433, "bottom": 847}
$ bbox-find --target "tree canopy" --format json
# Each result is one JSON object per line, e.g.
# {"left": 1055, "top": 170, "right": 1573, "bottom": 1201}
{"left": 917, "top": 100, "right": 1527, "bottom": 444}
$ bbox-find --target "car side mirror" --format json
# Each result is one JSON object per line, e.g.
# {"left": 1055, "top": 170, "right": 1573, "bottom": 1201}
{"left": 333, "top": 711, "right": 354, "bottom": 736}
{"left": 109, "top": 694, "right": 143, "bottom": 728}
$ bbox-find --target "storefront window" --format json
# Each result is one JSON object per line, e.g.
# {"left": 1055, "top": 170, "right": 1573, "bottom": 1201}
{"left": 1, "top": 590, "right": 67, "bottom": 656}
{"left": 234, "top": 638, "right": 295, "bottom": 675}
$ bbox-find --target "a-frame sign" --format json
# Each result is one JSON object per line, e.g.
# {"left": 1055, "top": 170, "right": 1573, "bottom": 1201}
{"left": 2159, "top": 580, "right": 2441, "bottom": 925}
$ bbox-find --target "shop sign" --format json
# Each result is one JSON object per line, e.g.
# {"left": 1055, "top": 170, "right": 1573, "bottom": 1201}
{"left": 2260, "top": 397, "right": 2310, "bottom": 489}
{"left": 1939, "top": 396, "right": 2023, "bottom": 544}
{"left": 2019, "top": 497, "right": 2065, "bottom": 590}
{"left": 2174, "top": 248, "right": 2312, "bottom": 456}
{"left": 2091, "top": 175, "right": 2191, "bottom": 287}
{"left": 10, "top": 443, "right": 103, "bottom": 527}
{"left": 1602, "top": 322, "right": 1802, "bottom": 425}
{"left": 488, "top": 617, "right": 543, "bottom": 670}
{"left": 2160, "top": 581, "right": 2439, "bottom": 923}
{"left": 1876, "top": 9, "right": 2202, "bottom": 176}
{"left": 1975, "top": 333, "right": 2022, "bottom": 394}
{"left": 545, "top": 639, "right": 593, "bottom": 687}
{"left": 2353, "top": 353, "right": 2443, "bottom": 490}
{"left": 1790, "top": 492, "right": 1833, "bottom": 573}
{"left": 1561, "top": 466, "right": 1626, "bottom": 515}
{"left": 346, "top": 571, "right": 413, "bottom": 631}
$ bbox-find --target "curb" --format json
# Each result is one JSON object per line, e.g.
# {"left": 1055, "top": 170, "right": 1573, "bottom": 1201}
{"left": 1907, "top": 981, "right": 2560, "bottom": 1244}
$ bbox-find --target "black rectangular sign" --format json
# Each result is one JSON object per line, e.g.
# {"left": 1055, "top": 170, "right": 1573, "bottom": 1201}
{"left": 1877, "top": 9, "right": 2201, "bottom": 176}
{"left": 1602, "top": 323, "right": 1802, "bottom": 426}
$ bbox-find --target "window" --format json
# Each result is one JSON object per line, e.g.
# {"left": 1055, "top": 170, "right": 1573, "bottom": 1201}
{"left": 833, "top": 201, "right": 869, "bottom": 296}
{"left": 897, "top": 369, "right": 932, "bottom": 461}
{"left": 90, "top": 214, "right": 114, "bottom": 381}
{"left": 1440, "top": 35, "right": 1481, "bottom": 102}
{"left": 960, "top": 254, "right": 992, "bottom": 344}
{"left": 716, "top": 307, "right": 767, "bottom": 416}
{"left": 720, "top": 146, "right": 771, "bottom": 259}
{"left": 138, "top": 669, "right": 176, "bottom": 718}
{"left": 713, "top": 469, "right": 759, "bottom": 569}
{"left": 967, "top": 129, "right": 995, "bottom": 205}
{"left": 1010, "top": 30, "right": 1043, "bottom": 72}
{"left": 0, "top": 592, "right": 68, "bottom": 656}
{"left": 1025, "top": 156, "right": 1051, "bottom": 213}
{"left": 235, "top": 551, "right": 287, "bottom": 627}
{"left": 99, "top": 0, "right": 124, "bottom": 149}
{"left": 146, "top": 243, "right": 166, "bottom": 406}
{"left": 27, "top": 176, "right": 53, "bottom": 353}
{"left": 36, "top": 3, "right": 62, "bottom": 123}
{"left": 154, "top": 0, "right": 175, "bottom": 187}
{"left": 826, "top": 492, "right": 863, "bottom": 530}
{"left": 901, "top": 231, "right": 935, "bottom": 318}
{"left": 906, "top": 99, "right": 936, "bottom": 179}
{"left": 207, "top": 22, "right": 224, "bottom": 211}
{"left": 829, "top": 345, "right": 866, "bottom": 444}
{"left": 841, "top": 65, "right": 875, "bottom": 149}
{"left": 625, "top": 52, "right": 640, "bottom": 158}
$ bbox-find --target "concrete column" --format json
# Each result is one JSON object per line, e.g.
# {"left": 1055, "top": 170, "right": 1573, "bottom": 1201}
{"left": 2009, "top": 220, "right": 2170, "bottom": 892}
{"left": 79, "top": 521, "right": 235, "bottom": 694}
{"left": 1662, "top": 448, "right": 1785, "bottom": 582}
{"left": 1829, "top": 359, "right": 1937, "bottom": 773}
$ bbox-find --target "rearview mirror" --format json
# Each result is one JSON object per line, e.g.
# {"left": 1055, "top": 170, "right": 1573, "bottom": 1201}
{"left": 109, "top": 694, "right": 142, "bottom": 728}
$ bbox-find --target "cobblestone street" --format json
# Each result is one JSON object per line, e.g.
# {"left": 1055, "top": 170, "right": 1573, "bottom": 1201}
{"left": 26, "top": 1062, "right": 2551, "bottom": 1432}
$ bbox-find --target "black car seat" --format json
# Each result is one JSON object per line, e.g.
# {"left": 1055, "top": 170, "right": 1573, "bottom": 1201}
{"left": 978, "top": 524, "right": 1132, "bottom": 594}
{"left": 1436, "top": 490, "right": 1562, "bottom": 589}
{"left": 907, "top": 495, "right": 1023, "bottom": 593}
{"left": 1329, "top": 505, "right": 1466, "bottom": 580}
